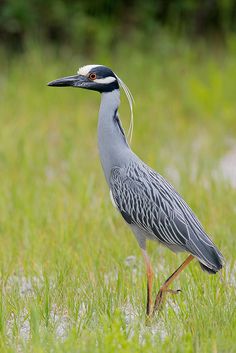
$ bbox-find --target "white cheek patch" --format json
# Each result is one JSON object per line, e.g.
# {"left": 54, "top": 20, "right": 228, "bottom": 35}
{"left": 94, "top": 77, "right": 116, "bottom": 84}
{"left": 77, "top": 64, "right": 102, "bottom": 76}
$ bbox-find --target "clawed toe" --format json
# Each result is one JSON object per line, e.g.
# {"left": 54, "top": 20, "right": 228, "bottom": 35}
{"left": 165, "top": 288, "right": 181, "bottom": 294}
{"left": 152, "top": 288, "right": 182, "bottom": 315}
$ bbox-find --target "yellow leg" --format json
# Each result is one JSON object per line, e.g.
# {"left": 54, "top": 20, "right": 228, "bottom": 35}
{"left": 142, "top": 249, "right": 154, "bottom": 316}
{"left": 153, "top": 254, "right": 194, "bottom": 314}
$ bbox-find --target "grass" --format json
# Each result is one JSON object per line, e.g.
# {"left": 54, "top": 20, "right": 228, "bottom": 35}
{"left": 0, "top": 38, "right": 236, "bottom": 352}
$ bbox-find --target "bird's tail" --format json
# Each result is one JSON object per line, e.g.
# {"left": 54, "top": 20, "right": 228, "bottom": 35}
{"left": 199, "top": 262, "right": 220, "bottom": 274}
{"left": 187, "top": 233, "right": 224, "bottom": 274}
{"left": 197, "top": 246, "right": 224, "bottom": 274}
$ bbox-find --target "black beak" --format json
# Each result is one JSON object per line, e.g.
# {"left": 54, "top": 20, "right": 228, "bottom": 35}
{"left": 47, "top": 74, "right": 87, "bottom": 87}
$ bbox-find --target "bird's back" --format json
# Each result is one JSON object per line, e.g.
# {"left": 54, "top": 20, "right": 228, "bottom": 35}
{"left": 110, "top": 160, "right": 224, "bottom": 273}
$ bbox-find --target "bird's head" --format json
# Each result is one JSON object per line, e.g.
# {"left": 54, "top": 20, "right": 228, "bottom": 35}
{"left": 48, "top": 64, "right": 120, "bottom": 93}
{"left": 48, "top": 64, "right": 134, "bottom": 141}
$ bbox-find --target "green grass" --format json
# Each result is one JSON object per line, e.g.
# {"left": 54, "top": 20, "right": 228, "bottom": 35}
{"left": 0, "top": 39, "right": 235, "bottom": 352}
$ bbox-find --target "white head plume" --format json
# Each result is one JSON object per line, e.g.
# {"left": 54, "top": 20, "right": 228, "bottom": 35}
{"left": 115, "top": 74, "right": 134, "bottom": 144}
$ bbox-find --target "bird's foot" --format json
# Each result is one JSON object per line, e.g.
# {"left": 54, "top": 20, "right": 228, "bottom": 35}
{"left": 152, "top": 288, "right": 181, "bottom": 315}
{"left": 165, "top": 288, "right": 182, "bottom": 295}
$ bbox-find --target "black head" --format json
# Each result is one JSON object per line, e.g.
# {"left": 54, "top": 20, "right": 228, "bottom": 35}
{"left": 48, "top": 64, "right": 119, "bottom": 93}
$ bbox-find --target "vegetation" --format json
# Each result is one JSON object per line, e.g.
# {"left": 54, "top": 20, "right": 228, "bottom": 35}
{"left": 0, "top": 38, "right": 235, "bottom": 352}
{"left": 1, "top": 0, "right": 236, "bottom": 51}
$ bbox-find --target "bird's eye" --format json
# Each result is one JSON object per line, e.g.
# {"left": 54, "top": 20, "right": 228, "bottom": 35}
{"left": 88, "top": 73, "right": 96, "bottom": 80}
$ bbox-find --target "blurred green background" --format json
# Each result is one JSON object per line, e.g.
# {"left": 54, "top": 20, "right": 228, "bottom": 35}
{"left": 1, "top": 0, "right": 236, "bottom": 51}
{"left": 0, "top": 1, "right": 236, "bottom": 352}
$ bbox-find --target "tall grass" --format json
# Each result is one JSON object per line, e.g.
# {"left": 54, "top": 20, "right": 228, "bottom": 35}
{"left": 0, "top": 39, "right": 235, "bottom": 352}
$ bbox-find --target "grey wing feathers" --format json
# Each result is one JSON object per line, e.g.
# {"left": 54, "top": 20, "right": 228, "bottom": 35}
{"left": 110, "top": 162, "right": 224, "bottom": 273}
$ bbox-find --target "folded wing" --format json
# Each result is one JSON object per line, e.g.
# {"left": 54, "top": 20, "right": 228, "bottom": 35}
{"left": 110, "top": 162, "right": 224, "bottom": 273}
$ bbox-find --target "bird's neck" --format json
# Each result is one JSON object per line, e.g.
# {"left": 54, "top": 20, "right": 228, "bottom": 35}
{"left": 97, "top": 89, "right": 132, "bottom": 184}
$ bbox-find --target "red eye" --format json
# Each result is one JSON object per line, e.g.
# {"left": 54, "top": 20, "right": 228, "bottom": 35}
{"left": 89, "top": 73, "right": 96, "bottom": 80}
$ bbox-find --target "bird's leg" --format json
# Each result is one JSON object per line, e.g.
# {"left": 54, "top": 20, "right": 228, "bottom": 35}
{"left": 153, "top": 254, "right": 194, "bottom": 314}
{"left": 141, "top": 249, "right": 154, "bottom": 316}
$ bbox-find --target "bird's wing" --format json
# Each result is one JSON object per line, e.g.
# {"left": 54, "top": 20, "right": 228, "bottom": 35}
{"left": 110, "top": 162, "right": 223, "bottom": 270}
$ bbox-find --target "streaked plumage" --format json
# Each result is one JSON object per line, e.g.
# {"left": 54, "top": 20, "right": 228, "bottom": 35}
{"left": 48, "top": 64, "right": 224, "bottom": 315}
{"left": 110, "top": 161, "right": 223, "bottom": 273}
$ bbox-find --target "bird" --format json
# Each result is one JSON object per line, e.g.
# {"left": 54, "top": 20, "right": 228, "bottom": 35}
{"left": 48, "top": 64, "right": 224, "bottom": 316}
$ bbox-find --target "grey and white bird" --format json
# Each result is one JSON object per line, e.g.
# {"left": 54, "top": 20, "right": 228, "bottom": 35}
{"left": 48, "top": 64, "right": 224, "bottom": 316}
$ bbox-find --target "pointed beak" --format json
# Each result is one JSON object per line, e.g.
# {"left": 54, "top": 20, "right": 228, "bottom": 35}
{"left": 47, "top": 74, "right": 87, "bottom": 87}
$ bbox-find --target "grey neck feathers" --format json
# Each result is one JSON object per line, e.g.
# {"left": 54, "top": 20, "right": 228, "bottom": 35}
{"left": 97, "top": 89, "right": 135, "bottom": 184}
